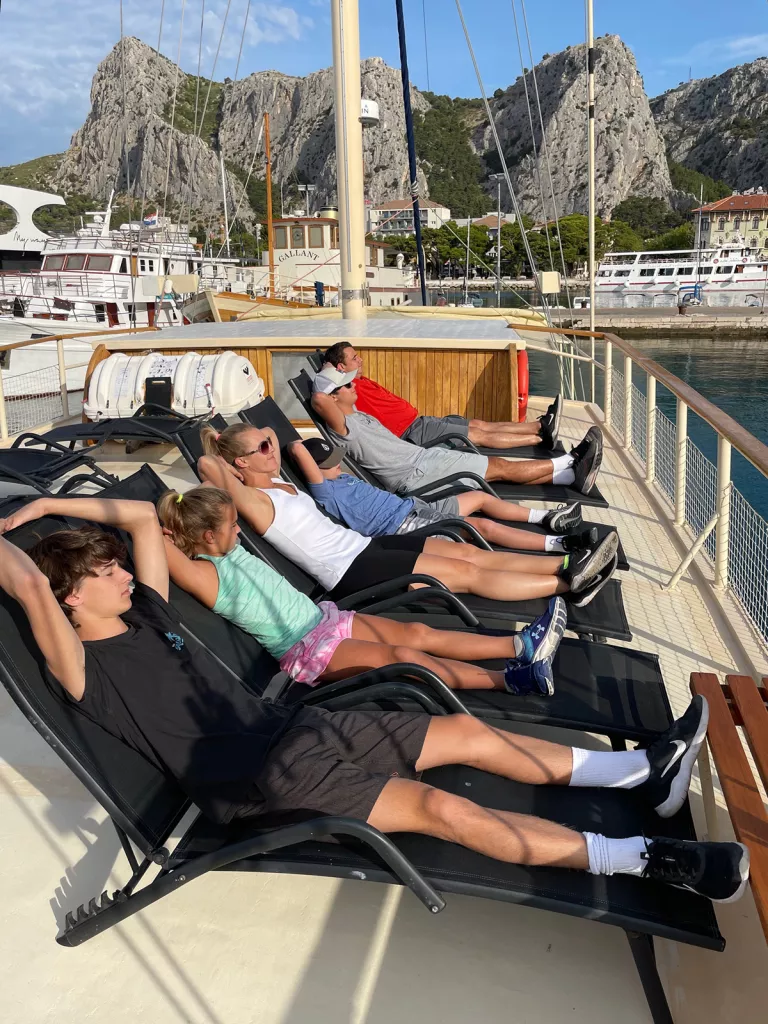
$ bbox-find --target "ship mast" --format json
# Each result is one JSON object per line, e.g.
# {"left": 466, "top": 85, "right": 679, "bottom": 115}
{"left": 586, "top": 0, "right": 597, "bottom": 402}
{"left": 331, "top": 0, "right": 367, "bottom": 320}
{"left": 264, "top": 112, "right": 275, "bottom": 300}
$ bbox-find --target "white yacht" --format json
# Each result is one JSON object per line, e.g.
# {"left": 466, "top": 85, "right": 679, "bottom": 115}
{"left": 596, "top": 243, "right": 768, "bottom": 307}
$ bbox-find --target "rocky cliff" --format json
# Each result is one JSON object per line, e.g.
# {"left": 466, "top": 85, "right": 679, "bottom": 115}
{"left": 45, "top": 34, "right": 675, "bottom": 223}
{"left": 650, "top": 58, "right": 768, "bottom": 191}
{"left": 478, "top": 35, "right": 673, "bottom": 217}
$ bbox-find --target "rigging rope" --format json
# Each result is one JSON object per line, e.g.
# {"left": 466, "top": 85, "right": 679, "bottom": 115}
{"left": 162, "top": 0, "right": 188, "bottom": 217}
{"left": 194, "top": 0, "right": 205, "bottom": 134}
{"left": 137, "top": 0, "right": 167, "bottom": 228}
{"left": 421, "top": 0, "right": 431, "bottom": 92}
{"left": 118, "top": 0, "right": 138, "bottom": 325}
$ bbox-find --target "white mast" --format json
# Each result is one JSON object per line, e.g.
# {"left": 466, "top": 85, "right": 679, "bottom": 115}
{"left": 464, "top": 218, "right": 471, "bottom": 304}
{"left": 331, "top": 0, "right": 367, "bottom": 320}
{"left": 219, "top": 151, "right": 231, "bottom": 259}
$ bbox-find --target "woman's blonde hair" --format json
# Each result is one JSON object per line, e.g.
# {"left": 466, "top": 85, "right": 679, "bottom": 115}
{"left": 156, "top": 486, "right": 235, "bottom": 556}
{"left": 199, "top": 423, "right": 256, "bottom": 465}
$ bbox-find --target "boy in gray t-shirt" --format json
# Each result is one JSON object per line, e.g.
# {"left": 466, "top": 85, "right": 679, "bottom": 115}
{"left": 311, "top": 368, "right": 603, "bottom": 497}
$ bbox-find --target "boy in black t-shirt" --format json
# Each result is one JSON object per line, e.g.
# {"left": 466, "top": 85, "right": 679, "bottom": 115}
{"left": 0, "top": 495, "right": 750, "bottom": 901}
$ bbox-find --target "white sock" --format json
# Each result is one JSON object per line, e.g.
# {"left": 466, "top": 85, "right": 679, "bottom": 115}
{"left": 544, "top": 535, "right": 566, "bottom": 552}
{"left": 527, "top": 508, "right": 548, "bottom": 524}
{"left": 584, "top": 833, "right": 648, "bottom": 876}
{"left": 551, "top": 454, "right": 576, "bottom": 486}
{"left": 569, "top": 747, "right": 650, "bottom": 789}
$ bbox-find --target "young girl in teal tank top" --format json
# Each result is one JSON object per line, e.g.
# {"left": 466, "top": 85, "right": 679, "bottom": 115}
{"left": 156, "top": 481, "right": 566, "bottom": 695}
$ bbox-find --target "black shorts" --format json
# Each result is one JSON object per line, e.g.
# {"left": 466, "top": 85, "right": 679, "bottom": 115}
{"left": 253, "top": 706, "right": 430, "bottom": 820}
{"left": 329, "top": 534, "right": 427, "bottom": 600}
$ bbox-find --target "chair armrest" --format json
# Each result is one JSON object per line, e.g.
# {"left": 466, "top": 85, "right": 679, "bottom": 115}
{"left": 355, "top": 586, "right": 481, "bottom": 627}
{"left": 408, "top": 517, "right": 492, "bottom": 550}
{"left": 421, "top": 432, "right": 481, "bottom": 455}
{"left": 301, "top": 662, "right": 471, "bottom": 715}
{"left": 315, "top": 682, "right": 447, "bottom": 716}
{"left": 334, "top": 574, "right": 480, "bottom": 627}
{"left": 404, "top": 472, "right": 499, "bottom": 500}
{"left": 334, "top": 573, "right": 450, "bottom": 609}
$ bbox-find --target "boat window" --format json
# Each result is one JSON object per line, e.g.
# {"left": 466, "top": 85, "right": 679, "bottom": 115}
{"left": 330, "top": 225, "right": 339, "bottom": 249}
{"left": 658, "top": 268, "right": 674, "bottom": 276}
{"left": 119, "top": 258, "right": 128, "bottom": 274}
{"left": 676, "top": 267, "right": 694, "bottom": 275}
{"left": 597, "top": 269, "right": 612, "bottom": 278}
{"left": 64, "top": 254, "right": 87, "bottom": 271}
{"left": 308, "top": 225, "right": 324, "bottom": 247}
{"left": 139, "top": 259, "right": 146, "bottom": 272}
{"left": 613, "top": 269, "right": 630, "bottom": 277}
{"left": 43, "top": 254, "right": 65, "bottom": 270}
{"left": 291, "top": 225, "right": 305, "bottom": 248}
{"left": 715, "top": 265, "right": 733, "bottom": 274}
{"left": 94, "top": 304, "right": 106, "bottom": 322}
{"left": 638, "top": 268, "right": 656, "bottom": 277}
{"left": 86, "top": 255, "right": 112, "bottom": 271}
{"left": 753, "top": 217, "right": 760, "bottom": 229}
{"left": 146, "top": 259, "right": 155, "bottom": 272}
{"left": 718, "top": 218, "right": 725, "bottom": 230}
{"left": 273, "top": 226, "right": 287, "bottom": 249}
{"left": 700, "top": 266, "right": 713, "bottom": 274}
{"left": 735, "top": 264, "right": 745, "bottom": 274}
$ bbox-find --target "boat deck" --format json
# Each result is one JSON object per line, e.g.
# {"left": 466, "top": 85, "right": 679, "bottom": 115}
{"left": 2, "top": 399, "right": 768, "bottom": 1023}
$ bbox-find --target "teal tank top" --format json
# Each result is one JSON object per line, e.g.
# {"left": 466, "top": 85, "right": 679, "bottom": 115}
{"left": 197, "top": 543, "right": 322, "bottom": 659}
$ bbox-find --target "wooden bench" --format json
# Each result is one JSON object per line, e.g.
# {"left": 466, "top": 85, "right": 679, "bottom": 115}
{"left": 690, "top": 672, "right": 768, "bottom": 942}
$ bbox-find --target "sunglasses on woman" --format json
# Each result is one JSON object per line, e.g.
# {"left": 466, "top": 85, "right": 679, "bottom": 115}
{"left": 242, "top": 437, "right": 274, "bottom": 457}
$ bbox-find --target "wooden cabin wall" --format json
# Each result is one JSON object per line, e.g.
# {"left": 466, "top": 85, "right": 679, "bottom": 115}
{"left": 150, "top": 344, "right": 520, "bottom": 424}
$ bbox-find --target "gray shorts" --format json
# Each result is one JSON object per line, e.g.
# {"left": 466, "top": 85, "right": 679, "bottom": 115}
{"left": 395, "top": 495, "right": 461, "bottom": 534}
{"left": 401, "top": 449, "right": 489, "bottom": 494}
{"left": 402, "top": 414, "right": 470, "bottom": 448}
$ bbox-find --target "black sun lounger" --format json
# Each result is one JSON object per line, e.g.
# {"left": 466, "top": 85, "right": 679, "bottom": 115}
{"left": 0, "top": 443, "right": 118, "bottom": 496}
{"left": 289, "top": 369, "right": 609, "bottom": 508}
{"left": 14, "top": 405, "right": 209, "bottom": 452}
{"left": 306, "top": 348, "right": 565, "bottom": 461}
{"left": 0, "top": 521, "right": 721, "bottom": 1023}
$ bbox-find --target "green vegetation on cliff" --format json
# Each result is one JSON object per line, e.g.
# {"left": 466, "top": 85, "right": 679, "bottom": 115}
{"left": 162, "top": 75, "right": 224, "bottom": 146}
{"left": 414, "top": 93, "right": 488, "bottom": 218}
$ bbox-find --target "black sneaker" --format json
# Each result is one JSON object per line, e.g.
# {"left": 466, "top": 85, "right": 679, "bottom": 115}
{"left": 539, "top": 413, "right": 557, "bottom": 449}
{"left": 570, "top": 424, "right": 602, "bottom": 461}
{"left": 639, "top": 695, "right": 709, "bottom": 818}
{"left": 560, "top": 532, "right": 618, "bottom": 593}
{"left": 547, "top": 394, "right": 562, "bottom": 439}
{"left": 572, "top": 428, "right": 603, "bottom": 494}
{"left": 560, "top": 527, "right": 599, "bottom": 552}
{"left": 642, "top": 837, "right": 750, "bottom": 903}
{"left": 542, "top": 502, "right": 583, "bottom": 533}
{"left": 566, "top": 553, "right": 618, "bottom": 607}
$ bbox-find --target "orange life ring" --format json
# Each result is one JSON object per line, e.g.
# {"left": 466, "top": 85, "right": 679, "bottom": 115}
{"left": 517, "top": 349, "right": 529, "bottom": 422}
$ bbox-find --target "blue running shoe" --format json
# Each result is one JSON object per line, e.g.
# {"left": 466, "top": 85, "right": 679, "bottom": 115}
{"left": 504, "top": 596, "right": 567, "bottom": 696}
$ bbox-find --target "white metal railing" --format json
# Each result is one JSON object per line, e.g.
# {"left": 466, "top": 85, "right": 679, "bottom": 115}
{"left": 0, "top": 337, "right": 90, "bottom": 440}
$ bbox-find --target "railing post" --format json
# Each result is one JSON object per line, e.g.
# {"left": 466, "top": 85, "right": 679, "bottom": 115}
{"left": 674, "top": 398, "right": 688, "bottom": 527}
{"left": 56, "top": 337, "right": 70, "bottom": 420}
{"left": 645, "top": 373, "right": 656, "bottom": 484}
{"left": 714, "top": 435, "right": 732, "bottom": 591}
{"left": 623, "top": 354, "right": 632, "bottom": 450}
{"left": 603, "top": 338, "right": 612, "bottom": 428}
{"left": 590, "top": 337, "right": 595, "bottom": 405}
{"left": 0, "top": 360, "right": 8, "bottom": 441}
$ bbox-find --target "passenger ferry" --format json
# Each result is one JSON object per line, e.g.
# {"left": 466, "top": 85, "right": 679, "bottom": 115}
{"left": 596, "top": 243, "right": 768, "bottom": 307}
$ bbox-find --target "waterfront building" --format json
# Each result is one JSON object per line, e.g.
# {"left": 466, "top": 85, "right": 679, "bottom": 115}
{"left": 368, "top": 198, "right": 451, "bottom": 236}
{"left": 695, "top": 189, "right": 768, "bottom": 249}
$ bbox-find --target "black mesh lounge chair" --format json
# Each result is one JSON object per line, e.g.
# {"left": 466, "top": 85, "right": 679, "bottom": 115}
{"left": 289, "top": 369, "right": 609, "bottom": 508}
{"left": 0, "top": 441, "right": 118, "bottom": 497}
{"left": 0, "top": 511, "right": 722, "bottom": 1021}
{"left": 96, "top": 463, "right": 654, "bottom": 739}
{"left": 13, "top": 405, "right": 209, "bottom": 453}
{"left": 239, "top": 396, "right": 629, "bottom": 571}
{"left": 306, "top": 347, "right": 566, "bottom": 461}
{"left": 171, "top": 420, "right": 629, "bottom": 642}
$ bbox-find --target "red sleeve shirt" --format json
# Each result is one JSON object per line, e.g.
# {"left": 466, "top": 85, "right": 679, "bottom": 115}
{"left": 353, "top": 376, "right": 419, "bottom": 437}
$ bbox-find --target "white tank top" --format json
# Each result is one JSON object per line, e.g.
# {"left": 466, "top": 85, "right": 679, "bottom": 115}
{"left": 260, "top": 480, "right": 371, "bottom": 591}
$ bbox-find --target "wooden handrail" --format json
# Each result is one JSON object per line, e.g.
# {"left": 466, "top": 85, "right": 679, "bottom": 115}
{"left": 506, "top": 321, "right": 606, "bottom": 340}
{"left": 0, "top": 326, "right": 159, "bottom": 353}
{"left": 602, "top": 332, "right": 768, "bottom": 479}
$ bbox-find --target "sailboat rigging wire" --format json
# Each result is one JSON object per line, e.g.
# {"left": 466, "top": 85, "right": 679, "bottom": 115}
{"left": 421, "top": 0, "right": 430, "bottom": 91}
{"left": 509, "top": 0, "right": 553, "bottom": 273}
{"left": 215, "top": 117, "right": 264, "bottom": 260}
{"left": 194, "top": 0, "right": 205, "bottom": 135}
{"left": 137, "top": 0, "right": 167, "bottom": 228}
{"left": 452, "top": 0, "right": 549, "bottom": 322}
{"left": 162, "top": 0, "right": 188, "bottom": 217}
{"left": 118, "top": 0, "right": 138, "bottom": 326}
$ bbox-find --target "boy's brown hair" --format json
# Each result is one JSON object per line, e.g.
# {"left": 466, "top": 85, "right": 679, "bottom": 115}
{"left": 28, "top": 527, "right": 127, "bottom": 622}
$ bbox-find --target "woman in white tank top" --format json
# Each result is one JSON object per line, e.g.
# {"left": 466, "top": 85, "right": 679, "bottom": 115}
{"left": 196, "top": 423, "right": 618, "bottom": 609}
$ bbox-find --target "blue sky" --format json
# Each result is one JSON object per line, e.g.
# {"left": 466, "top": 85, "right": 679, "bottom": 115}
{"left": 1, "top": 0, "right": 767, "bottom": 166}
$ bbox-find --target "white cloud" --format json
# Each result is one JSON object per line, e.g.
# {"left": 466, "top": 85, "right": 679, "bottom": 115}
{"left": 663, "top": 33, "right": 768, "bottom": 68}
{"left": 0, "top": 0, "right": 314, "bottom": 163}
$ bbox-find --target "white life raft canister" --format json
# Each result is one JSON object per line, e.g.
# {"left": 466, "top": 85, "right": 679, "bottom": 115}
{"left": 83, "top": 351, "right": 265, "bottom": 422}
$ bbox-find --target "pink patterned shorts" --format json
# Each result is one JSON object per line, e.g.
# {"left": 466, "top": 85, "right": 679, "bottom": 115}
{"left": 278, "top": 601, "right": 356, "bottom": 685}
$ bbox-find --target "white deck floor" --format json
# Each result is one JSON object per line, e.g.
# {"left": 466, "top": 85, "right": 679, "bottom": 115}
{"left": 2, "top": 399, "right": 768, "bottom": 1024}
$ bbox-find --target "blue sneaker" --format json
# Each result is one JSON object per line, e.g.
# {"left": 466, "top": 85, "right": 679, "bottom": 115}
{"left": 504, "top": 596, "right": 567, "bottom": 697}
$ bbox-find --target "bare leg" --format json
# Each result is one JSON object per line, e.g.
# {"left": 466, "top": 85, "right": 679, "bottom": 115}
{"left": 468, "top": 420, "right": 542, "bottom": 450}
{"left": 485, "top": 456, "right": 554, "bottom": 484}
{"left": 320, "top": 638, "right": 505, "bottom": 690}
{"left": 423, "top": 536, "right": 564, "bottom": 575}
{"left": 368, "top": 778, "right": 588, "bottom": 869}
{"left": 351, "top": 612, "right": 519, "bottom": 661}
{"left": 456, "top": 491, "right": 537, "bottom": 523}
{"left": 412, "top": 552, "right": 567, "bottom": 601}
{"left": 469, "top": 517, "right": 548, "bottom": 550}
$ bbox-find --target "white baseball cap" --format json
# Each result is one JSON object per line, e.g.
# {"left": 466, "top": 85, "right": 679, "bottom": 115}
{"left": 312, "top": 366, "right": 358, "bottom": 394}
